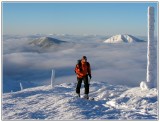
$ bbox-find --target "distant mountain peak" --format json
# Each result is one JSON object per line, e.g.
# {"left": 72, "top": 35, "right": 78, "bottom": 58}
{"left": 104, "top": 34, "right": 144, "bottom": 43}
{"left": 29, "top": 37, "right": 66, "bottom": 48}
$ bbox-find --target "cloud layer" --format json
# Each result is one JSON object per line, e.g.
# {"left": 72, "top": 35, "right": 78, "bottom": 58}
{"left": 3, "top": 35, "right": 154, "bottom": 93}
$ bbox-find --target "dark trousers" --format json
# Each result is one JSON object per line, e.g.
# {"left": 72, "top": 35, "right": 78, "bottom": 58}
{"left": 76, "top": 75, "right": 89, "bottom": 94}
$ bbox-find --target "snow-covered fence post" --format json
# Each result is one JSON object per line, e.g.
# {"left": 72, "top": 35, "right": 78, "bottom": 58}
{"left": 140, "top": 6, "right": 156, "bottom": 90}
{"left": 51, "top": 69, "right": 55, "bottom": 88}
{"left": 20, "top": 82, "right": 23, "bottom": 91}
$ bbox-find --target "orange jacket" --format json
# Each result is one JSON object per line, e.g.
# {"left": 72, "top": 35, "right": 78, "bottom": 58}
{"left": 75, "top": 61, "right": 91, "bottom": 78}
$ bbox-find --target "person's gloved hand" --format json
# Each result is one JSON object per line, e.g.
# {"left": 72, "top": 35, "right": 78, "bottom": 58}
{"left": 88, "top": 74, "right": 92, "bottom": 79}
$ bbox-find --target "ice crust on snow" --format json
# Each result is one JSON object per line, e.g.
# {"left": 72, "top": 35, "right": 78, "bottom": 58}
{"left": 2, "top": 81, "right": 158, "bottom": 120}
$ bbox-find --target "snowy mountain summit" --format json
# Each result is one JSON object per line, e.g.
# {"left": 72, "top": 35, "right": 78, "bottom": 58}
{"left": 3, "top": 81, "right": 158, "bottom": 120}
{"left": 29, "top": 37, "right": 66, "bottom": 48}
{"left": 104, "top": 34, "right": 144, "bottom": 43}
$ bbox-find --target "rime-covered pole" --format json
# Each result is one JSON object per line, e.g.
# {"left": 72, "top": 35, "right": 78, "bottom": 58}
{"left": 140, "top": 6, "right": 156, "bottom": 90}
{"left": 20, "top": 82, "right": 23, "bottom": 91}
{"left": 51, "top": 69, "right": 55, "bottom": 88}
{"left": 146, "top": 7, "right": 156, "bottom": 86}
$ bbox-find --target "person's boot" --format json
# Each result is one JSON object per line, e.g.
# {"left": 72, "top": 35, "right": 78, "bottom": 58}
{"left": 84, "top": 94, "right": 89, "bottom": 99}
{"left": 77, "top": 93, "right": 80, "bottom": 97}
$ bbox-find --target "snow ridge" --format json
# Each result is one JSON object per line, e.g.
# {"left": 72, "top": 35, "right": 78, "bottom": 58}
{"left": 104, "top": 34, "right": 144, "bottom": 43}
{"left": 3, "top": 81, "right": 158, "bottom": 120}
{"left": 29, "top": 37, "right": 66, "bottom": 48}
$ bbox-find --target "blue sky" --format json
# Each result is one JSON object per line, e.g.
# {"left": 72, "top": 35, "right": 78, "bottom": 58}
{"left": 2, "top": 2, "right": 158, "bottom": 36}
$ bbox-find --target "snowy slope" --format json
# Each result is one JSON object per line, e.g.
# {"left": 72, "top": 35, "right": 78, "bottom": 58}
{"left": 29, "top": 37, "right": 66, "bottom": 48}
{"left": 104, "top": 34, "right": 144, "bottom": 43}
{"left": 2, "top": 81, "right": 158, "bottom": 120}
{"left": 27, "top": 36, "right": 74, "bottom": 53}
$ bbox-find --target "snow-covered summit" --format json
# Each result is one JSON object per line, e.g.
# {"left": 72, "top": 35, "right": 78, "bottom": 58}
{"left": 29, "top": 37, "right": 66, "bottom": 48}
{"left": 104, "top": 34, "right": 144, "bottom": 43}
{"left": 3, "top": 81, "right": 158, "bottom": 120}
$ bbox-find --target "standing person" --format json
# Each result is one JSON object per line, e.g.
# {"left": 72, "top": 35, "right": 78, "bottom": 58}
{"left": 75, "top": 56, "right": 92, "bottom": 99}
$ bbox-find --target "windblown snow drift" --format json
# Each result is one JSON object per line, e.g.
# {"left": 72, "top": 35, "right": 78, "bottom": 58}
{"left": 2, "top": 81, "right": 158, "bottom": 120}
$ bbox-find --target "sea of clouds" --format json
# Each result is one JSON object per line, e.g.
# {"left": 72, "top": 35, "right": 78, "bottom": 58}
{"left": 3, "top": 34, "right": 157, "bottom": 93}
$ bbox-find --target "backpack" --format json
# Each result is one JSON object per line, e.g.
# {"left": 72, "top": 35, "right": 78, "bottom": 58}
{"left": 77, "top": 59, "right": 81, "bottom": 65}
{"left": 77, "top": 59, "right": 82, "bottom": 72}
